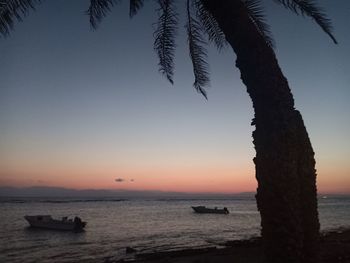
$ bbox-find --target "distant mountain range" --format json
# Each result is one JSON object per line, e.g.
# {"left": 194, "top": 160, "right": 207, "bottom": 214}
{"left": 0, "top": 186, "right": 255, "bottom": 198}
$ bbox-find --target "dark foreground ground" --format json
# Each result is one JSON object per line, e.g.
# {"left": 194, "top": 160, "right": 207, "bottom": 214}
{"left": 112, "top": 228, "right": 350, "bottom": 263}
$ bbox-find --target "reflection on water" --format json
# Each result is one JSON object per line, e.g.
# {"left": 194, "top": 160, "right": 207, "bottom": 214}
{"left": 0, "top": 196, "right": 349, "bottom": 262}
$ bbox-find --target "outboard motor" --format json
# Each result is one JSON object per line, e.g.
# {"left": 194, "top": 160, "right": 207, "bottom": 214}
{"left": 74, "top": 217, "right": 82, "bottom": 229}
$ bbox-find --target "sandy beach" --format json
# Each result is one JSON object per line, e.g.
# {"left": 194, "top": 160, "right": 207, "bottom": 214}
{"left": 113, "top": 228, "right": 350, "bottom": 263}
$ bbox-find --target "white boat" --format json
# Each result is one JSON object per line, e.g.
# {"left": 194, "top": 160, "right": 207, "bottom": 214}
{"left": 24, "top": 215, "right": 86, "bottom": 231}
{"left": 192, "top": 206, "right": 229, "bottom": 214}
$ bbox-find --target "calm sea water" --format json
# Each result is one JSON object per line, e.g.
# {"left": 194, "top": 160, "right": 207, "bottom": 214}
{"left": 0, "top": 195, "right": 349, "bottom": 263}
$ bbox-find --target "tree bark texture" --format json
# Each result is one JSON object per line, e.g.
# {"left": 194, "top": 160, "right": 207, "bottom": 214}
{"left": 202, "top": 1, "right": 320, "bottom": 262}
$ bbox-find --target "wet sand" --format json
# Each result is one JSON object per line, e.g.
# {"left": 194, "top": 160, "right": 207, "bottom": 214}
{"left": 113, "top": 228, "right": 350, "bottom": 263}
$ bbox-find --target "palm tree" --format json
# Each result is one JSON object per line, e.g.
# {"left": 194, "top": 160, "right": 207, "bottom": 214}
{"left": 0, "top": 0, "right": 337, "bottom": 262}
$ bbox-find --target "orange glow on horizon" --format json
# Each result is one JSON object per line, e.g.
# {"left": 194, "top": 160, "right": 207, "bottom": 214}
{"left": 1, "top": 161, "right": 349, "bottom": 194}
{"left": 0, "top": 164, "right": 257, "bottom": 193}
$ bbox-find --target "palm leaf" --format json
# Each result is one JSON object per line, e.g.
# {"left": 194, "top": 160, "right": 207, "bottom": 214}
{"left": 186, "top": 0, "right": 209, "bottom": 99}
{"left": 243, "top": 0, "right": 275, "bottom": 48}
{"left": 153, "top": 0, "right": 178, "bottom": 84}
{"left": 0, "top": 0, "right": 41, "bottom": 37}
{"left": 273, "top": 0, "right": 337, "bottom": 44}
{"left": 87, "top": 0, "right": 118, "bottom": 29}
{"left": 194, "top": 0, "right": 226, "bottom": 51}
{"left": 129, "top": 0, "right": 144, "bottom": 18}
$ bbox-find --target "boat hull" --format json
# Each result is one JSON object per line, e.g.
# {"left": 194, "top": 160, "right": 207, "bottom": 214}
{"left": 192, "top": 206, "right": 229, "bottom": 214}
{"left": 24, "top": 215, "right": 86, "bottom": 231}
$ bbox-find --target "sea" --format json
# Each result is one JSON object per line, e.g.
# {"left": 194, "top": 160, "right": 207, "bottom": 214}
{"left": 0, "top": 195, "right": 349, "bottom": 263}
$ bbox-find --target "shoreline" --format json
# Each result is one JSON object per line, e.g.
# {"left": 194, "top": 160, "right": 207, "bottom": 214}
{"left": 112, "top": 228, "right": 350, "bottom": 263}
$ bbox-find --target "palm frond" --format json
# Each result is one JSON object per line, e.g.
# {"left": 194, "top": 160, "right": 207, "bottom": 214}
{"left": 194, "top": 0, "right": 226, "bottom": 51}
{"left": 186, "top": 0, "right": 209, "bottom": 99}
{"left": 273, "top": 0, "right": 337, "bottom": 44}
{"left": 129, "top": 0, "right": 144, "bottom": 18}
{"left": 0, "top": 0, "right": 41, "bottom": 37}
{"left": 243, "top": 0, "right": 275, "bottom": 48}
{"left": 153, "top": 0, "right": 178, "bottom": 84}
{"left": 87, "top": 0, "right": 118, "bottom": 30}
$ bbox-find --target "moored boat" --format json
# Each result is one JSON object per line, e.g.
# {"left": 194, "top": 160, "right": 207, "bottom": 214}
{"left": 191, "top": 206, "right": 229, "bottom": 214}
{"left": 24, "top": 215, "right": 86, "bottom": 231}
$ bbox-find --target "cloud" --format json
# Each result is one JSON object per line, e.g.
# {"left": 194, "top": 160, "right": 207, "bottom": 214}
{"left": 115, "top": 178, "right": 135, "bottom": 183}
{"left": 115, "top": 178, "right": 125, "bottom": 183}
{"left": 36, "top": 180, "right": 47, "bottom": 184}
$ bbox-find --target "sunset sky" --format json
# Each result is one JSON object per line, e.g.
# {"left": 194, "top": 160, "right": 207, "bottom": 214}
{"left": 0, "top": 0, "right": 349, "bottom": 194}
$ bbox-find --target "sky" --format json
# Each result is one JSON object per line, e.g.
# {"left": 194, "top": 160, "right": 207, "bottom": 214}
{"left": 0, "top": 0, "right": 349, "bottom": 194}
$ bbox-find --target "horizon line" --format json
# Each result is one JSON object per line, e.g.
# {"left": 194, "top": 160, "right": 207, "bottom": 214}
{"left": 0, "top": 185, "right": 349, "bottom": 196}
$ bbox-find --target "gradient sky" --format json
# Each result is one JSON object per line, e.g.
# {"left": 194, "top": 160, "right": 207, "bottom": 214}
{"left": 0, "top": 0, "right": 349, "bottom": 193}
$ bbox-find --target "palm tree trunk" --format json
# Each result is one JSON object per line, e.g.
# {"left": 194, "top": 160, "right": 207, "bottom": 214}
{"left": 202, "top": 1, "right": 320, "bottom": 262}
